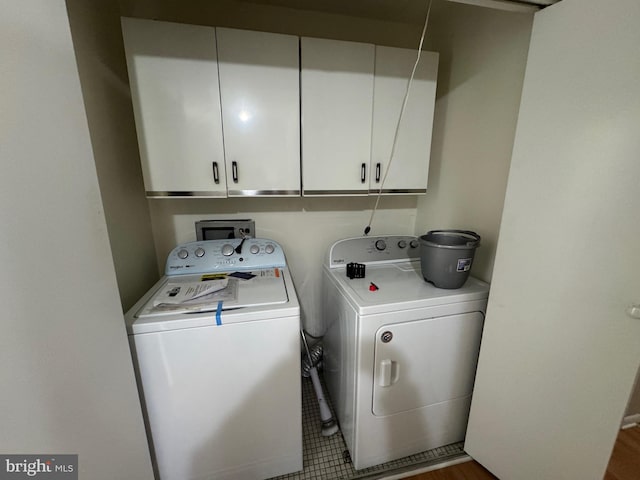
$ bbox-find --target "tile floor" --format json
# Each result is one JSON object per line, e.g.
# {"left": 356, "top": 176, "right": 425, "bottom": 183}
{"left": 270, "top": 375, "right": 466, "bottom": 480}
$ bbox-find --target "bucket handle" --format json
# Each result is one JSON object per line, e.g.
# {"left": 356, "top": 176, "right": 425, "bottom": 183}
{"left": 427, "top": 229, "right": 481, "bottom": 246}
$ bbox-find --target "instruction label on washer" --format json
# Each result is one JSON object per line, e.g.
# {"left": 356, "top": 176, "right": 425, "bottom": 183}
{"left": 456, "top": 258, "right": 472, "bottom": 272}
{"left": 255, "top": 268, "right": 280, "bottom": 278}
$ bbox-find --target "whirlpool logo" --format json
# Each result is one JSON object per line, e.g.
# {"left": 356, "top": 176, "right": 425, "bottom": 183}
{"left": 1, "top": 455, "right": 77, "bottom": 479}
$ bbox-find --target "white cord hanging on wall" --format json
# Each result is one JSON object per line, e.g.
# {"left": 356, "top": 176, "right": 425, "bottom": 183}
{"left": 364, "top": 0, "right": 433, "bottom": 236}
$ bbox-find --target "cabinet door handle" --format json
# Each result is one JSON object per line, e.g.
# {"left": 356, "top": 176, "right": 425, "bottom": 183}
{"left": 361, "top": 163, "right": 366, "bottom": 183}
{"left": 232, "top": 161, "right": 238, "bottom": 183}
{"left": 376, "top": 163, "right": 381, "bottom": 183}
{"left": 212, "top": 162, "right": 220, "bottom": 184}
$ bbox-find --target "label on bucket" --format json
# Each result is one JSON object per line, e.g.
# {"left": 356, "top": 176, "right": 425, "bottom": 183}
{"left": 457, "top": 258, "right": 472, "bottom": 272}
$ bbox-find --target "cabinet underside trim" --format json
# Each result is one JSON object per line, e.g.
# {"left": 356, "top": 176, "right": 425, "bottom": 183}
{"left": 304, "top": 190, "right": 369, "bottom": 196}
{"left": 369, "top": 189, "right": 427, "bottom": 194}
{"left": 304, "top": 189, "right": 427, "bottom": 196}
{"left": 227, "top": 190, "right": 301, "bottom": 197}
{"left": 147, "top": 191, "right": 227, "bottom": 198}
{"left": 146, "top": 189, "right": 424, "bottom": 197}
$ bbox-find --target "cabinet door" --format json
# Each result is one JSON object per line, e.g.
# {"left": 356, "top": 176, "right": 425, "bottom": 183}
{"left": 465, "top": 1, "right": 640, "bottom": 479}
{"left": 121, "top": 18, "right": 227, "bottom": 197}
{"left": 370, "top": 47, "right": 438, "bottom": 194}
{"left": 301, "top": 37, "right": 374, "bottom": 196}
{"left": 217, "top": 28, "right": 300, "bottom": 197}
{"left": 4, "top": 4, "right": 154, "bottom": 477}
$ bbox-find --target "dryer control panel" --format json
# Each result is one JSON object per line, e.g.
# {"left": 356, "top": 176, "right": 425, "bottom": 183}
{"left": 327, "top": 235, "right": 420, "bottom": 268}
{"left": 165, "top": 238, "right": 286, "bottom": 275}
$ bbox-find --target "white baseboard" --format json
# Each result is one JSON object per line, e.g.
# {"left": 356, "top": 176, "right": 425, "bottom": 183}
{"left": 622, "top": 413, "right": 640, "bottom": 429}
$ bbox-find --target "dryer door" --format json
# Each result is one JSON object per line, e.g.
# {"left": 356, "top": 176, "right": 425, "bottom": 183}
{"left": 372, "top": 312, "right": 484, "bottom": 416}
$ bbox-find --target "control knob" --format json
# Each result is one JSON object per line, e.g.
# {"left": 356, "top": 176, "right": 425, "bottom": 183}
{"left": 250, "top": 244, "right": 260, "bottom": 254}
{"left": 195, "top": 247, "right": 205, "bottom": 258}
{"left": 375, "top": 240, "right": 387, "bottom": 251}
{"left": 410, "top": 239, "right": 419, "bottom": 248}
{"left": 177, "top": 249, "right": 188, "bottom": 259}
{"left": 397, "top": 240, "right": 407, "bottom": 249}
{"left": 221, "top": 244, "right": 234, "bottom": 256}
{"left": 265, "top": 244, "right": 275, "bottom": 254}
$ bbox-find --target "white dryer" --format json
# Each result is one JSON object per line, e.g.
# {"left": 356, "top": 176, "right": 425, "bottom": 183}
{"left": 322, "top": 235, "right": 489, "bottom": 470}
{"left": 126, "top": 238, "right": 302, "bottom": 480}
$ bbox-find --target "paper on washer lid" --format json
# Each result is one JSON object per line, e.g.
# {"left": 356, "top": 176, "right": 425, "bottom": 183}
{"left": 153, "top": 278, "right": 229, "bottom": 306}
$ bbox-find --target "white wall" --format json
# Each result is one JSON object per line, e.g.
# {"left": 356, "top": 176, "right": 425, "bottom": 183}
{"left": 416, "top": 1, "right": 533, "bottom": 283}
{"left": 0, "top": 1, "right": 153, "bottom": 477}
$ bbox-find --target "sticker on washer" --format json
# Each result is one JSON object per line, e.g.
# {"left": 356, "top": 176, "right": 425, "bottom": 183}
{"left": 254, "top": 268, "right": 280, "bottom": 278}
{"left": 456, "top": 258, "right": 473, "bottom": 272}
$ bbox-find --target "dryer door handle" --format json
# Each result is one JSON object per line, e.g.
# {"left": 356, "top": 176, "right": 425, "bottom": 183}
{"left": 378, "top": 359, "right": 400, "bottom": 387}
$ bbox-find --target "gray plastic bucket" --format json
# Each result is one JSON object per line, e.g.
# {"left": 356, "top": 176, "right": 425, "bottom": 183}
{"left": 419, "top": 230, "right": 481, "bottom": 289}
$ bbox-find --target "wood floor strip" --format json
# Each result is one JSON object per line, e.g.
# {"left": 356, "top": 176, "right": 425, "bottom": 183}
{"left": 403, "top": 460, "right": 496, "bottom": 480}
{"left": 403, "top": 426, "right": 640, "bottom": 480}
{"left": 603, "top": 425, "right": 640, "bottom": 480}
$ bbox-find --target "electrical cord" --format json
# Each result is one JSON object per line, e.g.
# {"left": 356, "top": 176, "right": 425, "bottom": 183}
{"left": 364, "top": 0, "right": 433, "bottom": 236}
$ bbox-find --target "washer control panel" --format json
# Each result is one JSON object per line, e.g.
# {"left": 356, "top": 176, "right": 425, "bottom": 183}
{"left": 166, "top": 238, "right": 286, "bottom": 275}
{"left": 327, "top": 235, "right": 420, "bottom": 268}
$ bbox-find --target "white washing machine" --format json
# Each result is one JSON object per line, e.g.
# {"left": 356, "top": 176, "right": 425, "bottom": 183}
{"left": 322, "top": 235, "right": 489, "bottom": 470}
{"left": 126, "top": 238, "right": 302, "bottom": 480}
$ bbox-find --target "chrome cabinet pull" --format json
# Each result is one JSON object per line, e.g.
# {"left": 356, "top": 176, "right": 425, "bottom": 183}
{"left": 376, "top": 163, "right": 381, "bottom": 183}
{"left": 361, "top": 163, "right": 366, "bottom": 183}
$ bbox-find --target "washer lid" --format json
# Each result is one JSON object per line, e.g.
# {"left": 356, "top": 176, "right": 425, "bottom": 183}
{"left": 327, "top": 260, "right": 489, "bottom": 315}
{"left": 127, "top": 268, "right": 297, "bottom": 334}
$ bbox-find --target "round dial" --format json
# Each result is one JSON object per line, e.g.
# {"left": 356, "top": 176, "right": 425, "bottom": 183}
{"left": 397, "top": 240, "right": 407, "bottom": 249}
{"left": 250, "top": 244, "right": 260, "bottom": 254}
{"left": 410, "top": 239, "right": 419, "bottom": 248}
{"left": 221, "top": 244, "right": 234, "bottom": 257}
{"left": 177, "top": 249, "right": 188, "bottom": 259}
{"left": 375, "top": 240, "right": 387, "bottom": 251}
{"left": 265, "top": 244, "right": 275, "bottom": 254}
{"left": 194, "top": 247, "right": 205, "bottom": 258}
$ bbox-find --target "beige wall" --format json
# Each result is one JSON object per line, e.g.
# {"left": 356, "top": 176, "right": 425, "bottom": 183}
{"left": 66, "top": 0, "right": 158, "bottom": 311}
{"left": 118, "top": 0, "right": 425, "bottom": 48}
{"left": 416, "top": 1, "right": 533, "bottom": 283}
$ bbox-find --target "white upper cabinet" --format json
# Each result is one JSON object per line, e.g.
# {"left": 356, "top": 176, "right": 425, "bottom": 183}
{"left": 370, "top": 47, "right": 439, "bottom": 194}
{"left": 121, "top": 18, "right": 227, "bottom": 198}
{"left": 216, "top": 28, "right": 301, "bottom": 197}
{"left": 122, "top": 18, "right": 437, "bottom": 198}
{"left": 301, "top": 37, "right": 375, "bottom": 196}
